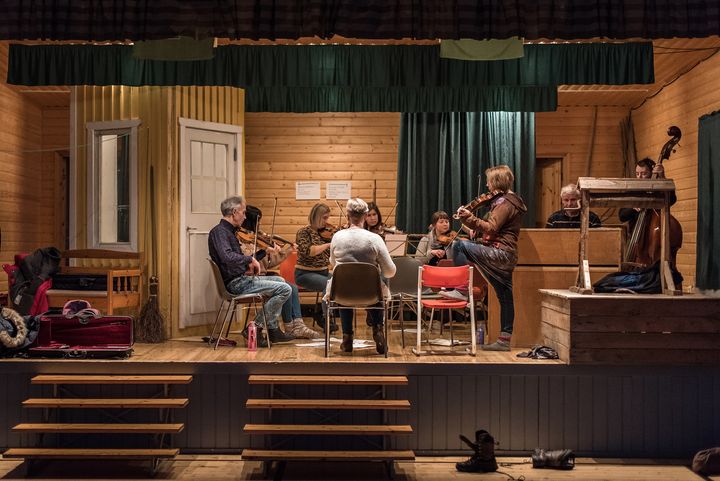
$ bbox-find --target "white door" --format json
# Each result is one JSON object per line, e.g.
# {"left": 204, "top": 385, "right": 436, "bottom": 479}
{"left": 179, "top": 118, "right": 242, "bottom": 328}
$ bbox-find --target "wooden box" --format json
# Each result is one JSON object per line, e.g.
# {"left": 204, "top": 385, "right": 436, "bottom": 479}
{"left": 487, "top": 228, "right": 622, "bottom": 347}
{"left": 540, "top": 289, "right": 720, "bottom": 365}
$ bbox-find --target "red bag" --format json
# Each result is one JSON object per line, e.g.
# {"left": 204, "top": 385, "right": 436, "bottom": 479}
{"left": 29, "top": 314, "right": 133, "bottom": 359}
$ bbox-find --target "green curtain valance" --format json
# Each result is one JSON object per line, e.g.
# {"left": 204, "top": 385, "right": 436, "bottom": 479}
{"left": 7, "top": 42, "right": 653, "bottom": 112}
{"left": 9, "top": 42, "right": 654, "bottom": 87}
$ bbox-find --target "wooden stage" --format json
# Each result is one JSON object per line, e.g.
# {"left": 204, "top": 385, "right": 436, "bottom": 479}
{"left": 1, "top": 300, "right": 719, "bottom": 459}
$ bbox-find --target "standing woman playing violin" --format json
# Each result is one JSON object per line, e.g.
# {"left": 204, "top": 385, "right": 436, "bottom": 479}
{"left": 443, "top": 165, "right": 527, "bottom": 351}
{"left": 295, "top": 203, "right": 337, "bottom": 333}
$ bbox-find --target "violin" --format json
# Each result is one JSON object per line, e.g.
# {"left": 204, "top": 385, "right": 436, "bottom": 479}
{"left": 453, "top": 190, "right": 504, "bottom": 219}
{"left": 235, "top": 227, "right": 274, "bottom": 250}
{"left": 435, "top": 231, "right": 458, "bottom": 246}
{"left": 318, "top": 223, "right": 338, "bottom": 241}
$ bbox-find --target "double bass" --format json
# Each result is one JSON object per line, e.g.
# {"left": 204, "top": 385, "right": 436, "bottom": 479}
{"left": 624, "top": 126, "right": 683, "bottom": 270}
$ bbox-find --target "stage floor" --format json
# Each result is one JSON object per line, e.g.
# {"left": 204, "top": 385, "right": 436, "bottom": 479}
{"left": 3, "top": 324, "right": 562, "bottom": 366}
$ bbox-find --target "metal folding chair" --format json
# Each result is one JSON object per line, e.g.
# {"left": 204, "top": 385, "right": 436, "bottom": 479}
{"left": 208, "top": 259, "right": 271, "bottom": 350}
{"left": 412, "top": 264, "right": 476, "bottom": 356}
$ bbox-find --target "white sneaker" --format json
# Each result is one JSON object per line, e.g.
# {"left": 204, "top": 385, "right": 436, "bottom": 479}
{"left": 288, "top": 319, "right": 321, "bottom": 339}
{"left": 438, "top": 290, "right": 468, "bottom": 302}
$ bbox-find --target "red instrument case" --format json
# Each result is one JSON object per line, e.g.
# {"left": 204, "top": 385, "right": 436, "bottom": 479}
{"left": 29, "top": 314, "right": 134, "bottom": 359}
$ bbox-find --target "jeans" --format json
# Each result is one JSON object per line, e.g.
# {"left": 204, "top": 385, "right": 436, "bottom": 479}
{"left": 338, "top": 305, "right": 384, "bottom": 336}
{"left": 294, "top": 268, "right": 329, "bottom": 316}
{"left": 281, "top": 283, "right": 302, "bottom": 323}
{"left": 451, "top": 240, "right": 516, "bottom": 335}
{"left": 226, "top": 275, "right": 291, "bottom": 329}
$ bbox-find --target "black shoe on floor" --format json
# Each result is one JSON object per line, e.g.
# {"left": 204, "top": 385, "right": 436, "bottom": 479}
{"left": 372, "top": 324, "right": 387, "bottom": 355}
{"left": 241, "top": 327, "right": 268, "bottom": 348}
{"left": 268, "top": 327, "right": 295, "bottom": 343}
{"left": 340, "top": 334, "right": 353, "bottom": 353}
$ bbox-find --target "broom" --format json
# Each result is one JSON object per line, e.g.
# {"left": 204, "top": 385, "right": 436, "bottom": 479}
{"left": 136, "top": 164, "right": 167, "bottom": 343}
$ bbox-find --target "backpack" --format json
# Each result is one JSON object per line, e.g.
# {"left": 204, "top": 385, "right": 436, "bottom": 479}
{"left": 593, "top": 261, "right": 683, "bottom": 294}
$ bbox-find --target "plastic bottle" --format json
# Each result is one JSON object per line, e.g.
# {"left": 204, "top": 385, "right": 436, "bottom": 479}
{"left": 247, "top": 320, "right": 257, "bottom": 351}
{"left": 476, "top": 323, "right": 485, "bottom": 346}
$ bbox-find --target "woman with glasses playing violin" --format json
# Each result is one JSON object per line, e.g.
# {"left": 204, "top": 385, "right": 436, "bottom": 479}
{"left": 239, "top": 207, "right": 321, "bottom": 339}
{"left": 545, "top": 184, "right": 602, "bottom": 229}
{"left": 295, "top": 203, "right": 338, "bottom": 333}
{"left": 443, "top": 165, "right": 527, "bottom": 352}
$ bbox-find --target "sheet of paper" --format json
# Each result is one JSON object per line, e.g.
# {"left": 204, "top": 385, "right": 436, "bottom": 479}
{"left": 326, "top": 181, "right": 351, "bottom": 199}
{"left": 296, "top": 181, "right": 321, "bottom": 200}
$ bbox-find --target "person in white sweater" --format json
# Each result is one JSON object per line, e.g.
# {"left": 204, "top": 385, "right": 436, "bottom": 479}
{"left": 328, "top": 198, "right": 396, "bottom": 354}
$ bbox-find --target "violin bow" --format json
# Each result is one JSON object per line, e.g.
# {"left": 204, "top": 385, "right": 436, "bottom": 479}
{"left": 385, "top": 201, "right": 399, "bottom": 227}
{"left": 334, "top": 200, "right": 347, "bottom": 226}
{"left": 269, "top": 197, "right": 278, "bottom": 242}
{"left": 251, "top": 213, "right": 260, "bottom": 278}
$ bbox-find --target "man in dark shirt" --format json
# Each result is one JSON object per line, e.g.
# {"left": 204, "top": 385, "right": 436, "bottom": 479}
{"left": 208, "top": 196, "right": 293, "bottom": 346}
{"left": 618, "top": 157, "right": 677, "bottom": 227}
{"left": 546, "top": 184, "right": 602, "bottom": 228}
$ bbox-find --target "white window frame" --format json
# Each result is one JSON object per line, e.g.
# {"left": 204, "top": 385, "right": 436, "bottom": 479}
{"left": 86, "top": 119, "right": 141, "bottom": 251}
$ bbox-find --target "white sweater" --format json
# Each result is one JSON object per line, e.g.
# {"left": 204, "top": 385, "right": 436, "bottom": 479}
{"left": 326, "top": 227, "right": 396, "bottom": 299}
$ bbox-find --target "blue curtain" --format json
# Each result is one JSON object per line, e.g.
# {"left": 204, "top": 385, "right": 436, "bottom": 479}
{"left": 397, "top": 112, "right": 535, "bottom": 233}
{"left": 697, "top": 111, "right": 720, "bottom": 290}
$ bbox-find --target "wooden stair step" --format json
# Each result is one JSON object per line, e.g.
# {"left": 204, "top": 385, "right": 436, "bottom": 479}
{"left": 246, "top": 399, "right": 410, "bottom": 410}
{"left": 22, "top": 398, "right": 189, "bottom": 409}
{"left": 31, "top": 375, "right": 193, "bottom": 385}
{"left": 242, "top": 449, "right": 415, "bottom": 461}
{"left": 248, "top": 375, "right": 408, "bottom": 385}
{"left": 2, "top": 448, "right": 179, "bottom": 460}
{"left": 243, "top": 424, "right": 413, "bottom": 435}
{"left": 12, "top": 423, "right": 184, "bottom": 434}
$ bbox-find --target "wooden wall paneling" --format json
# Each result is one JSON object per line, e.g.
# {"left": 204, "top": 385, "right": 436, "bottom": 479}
{"left": 0, "top": 42, "right": 63, "bottom": 293}
{"left": 632, "top": 52, "right": 720, "bottom": 289}
{"left": 245, "top": 113, "right": 400, "bottom": 247}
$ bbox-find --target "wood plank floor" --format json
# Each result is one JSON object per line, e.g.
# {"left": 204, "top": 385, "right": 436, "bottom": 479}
{"left": 0, "top": 455, "right": 704, "bottom": 480}
{"left": 0, "top": 324, "right": 562, "bottom": 365}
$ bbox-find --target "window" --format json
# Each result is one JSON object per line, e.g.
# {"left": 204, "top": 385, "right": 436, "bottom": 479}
{"left": 86, "top": 119, "right": 140, "bottom": 251}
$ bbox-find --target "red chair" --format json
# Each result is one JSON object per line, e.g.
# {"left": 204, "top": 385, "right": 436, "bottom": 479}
{"left": 277, "top": 251, "right": 322, "bottom": 325}
{"left": 413, "top": 265, "right": 476, "bottom": 356}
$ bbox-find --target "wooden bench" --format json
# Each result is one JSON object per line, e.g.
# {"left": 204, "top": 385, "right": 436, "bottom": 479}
{"left": 46, "top": 249, "right": 143, "bottom": 315}
{"left": 2, "top": 448, "right": 179, "bottom": 460}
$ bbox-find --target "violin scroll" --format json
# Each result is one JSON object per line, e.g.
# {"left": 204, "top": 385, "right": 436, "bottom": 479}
{"left": 453, "top": 190, "right": 503, "bottom": 219}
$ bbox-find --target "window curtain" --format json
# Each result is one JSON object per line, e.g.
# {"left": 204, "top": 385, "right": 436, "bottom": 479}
{"left": 696, "top": 111, "right": 720, "bottom": 290}
{"left": 396, "top": 112, "right": 535, "bottom": 234}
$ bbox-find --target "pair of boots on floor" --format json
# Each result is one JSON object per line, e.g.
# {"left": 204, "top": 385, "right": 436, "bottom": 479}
{"left": 340, "top": 324, "right": 386, "bottom": 355}
{"left": 242, "top": 318, "right": 320, "bottom": 348}
{"left": 456, "top": 429, "right": 575, "bottom": 472}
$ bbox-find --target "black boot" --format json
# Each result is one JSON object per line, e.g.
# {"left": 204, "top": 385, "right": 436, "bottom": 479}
{"left": 241, "top": 327, "right": 268, "bottom": 348}
{"left": 372, "top": 324, "right": 386, "bottom": 355}
{"left": 532, "top": 448, "right": 575, "bottom": 470}
{"left": 340, "top": 334, "right": 353, "bottom": 353}
{"left": 268, "top": 327, "right": 295, "bottom": 343}
{"left": 456, "top": 430, "right": 498, "bottom": 473}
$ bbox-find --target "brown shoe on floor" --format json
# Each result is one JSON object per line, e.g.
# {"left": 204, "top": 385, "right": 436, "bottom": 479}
{"left": 341, "top": 334, "right": 353, "bottom": 353}
{"left": 372, "top": 324, "right": 386, "bottom": 355}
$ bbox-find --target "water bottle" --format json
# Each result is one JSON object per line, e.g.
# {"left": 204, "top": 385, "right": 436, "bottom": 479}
{"left": 476, "top": 323, "right": 485, "bottom": 346}
{"left": 247, "top": 320, "right": 258, "bottom": 351}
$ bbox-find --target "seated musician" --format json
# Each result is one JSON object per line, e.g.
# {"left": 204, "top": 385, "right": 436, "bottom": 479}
{"left": 444, "top": 165, "right": 527, "bottom": 351}
{"left": 415, "top": 211, "right": 453, "bottom": 265}
{"left": 239, "top": 207, "right": 320, "bottom": 339}
{"left": 328, "top": 198, "right": 396, "bottom": 354}
{"left": 365, "top": 202, "right": 401, "bottom": 239}
{"left": 546, "top": 184, "right": 602, "bottom": 228}
{"left": 208, "top": 196, "right": 294, "bottom": 347}
{"left": 618, "top": 157, "right": 677, "bottom": 228}
{"left": 295, "top": 203, "right": 337, "bottom": 333}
